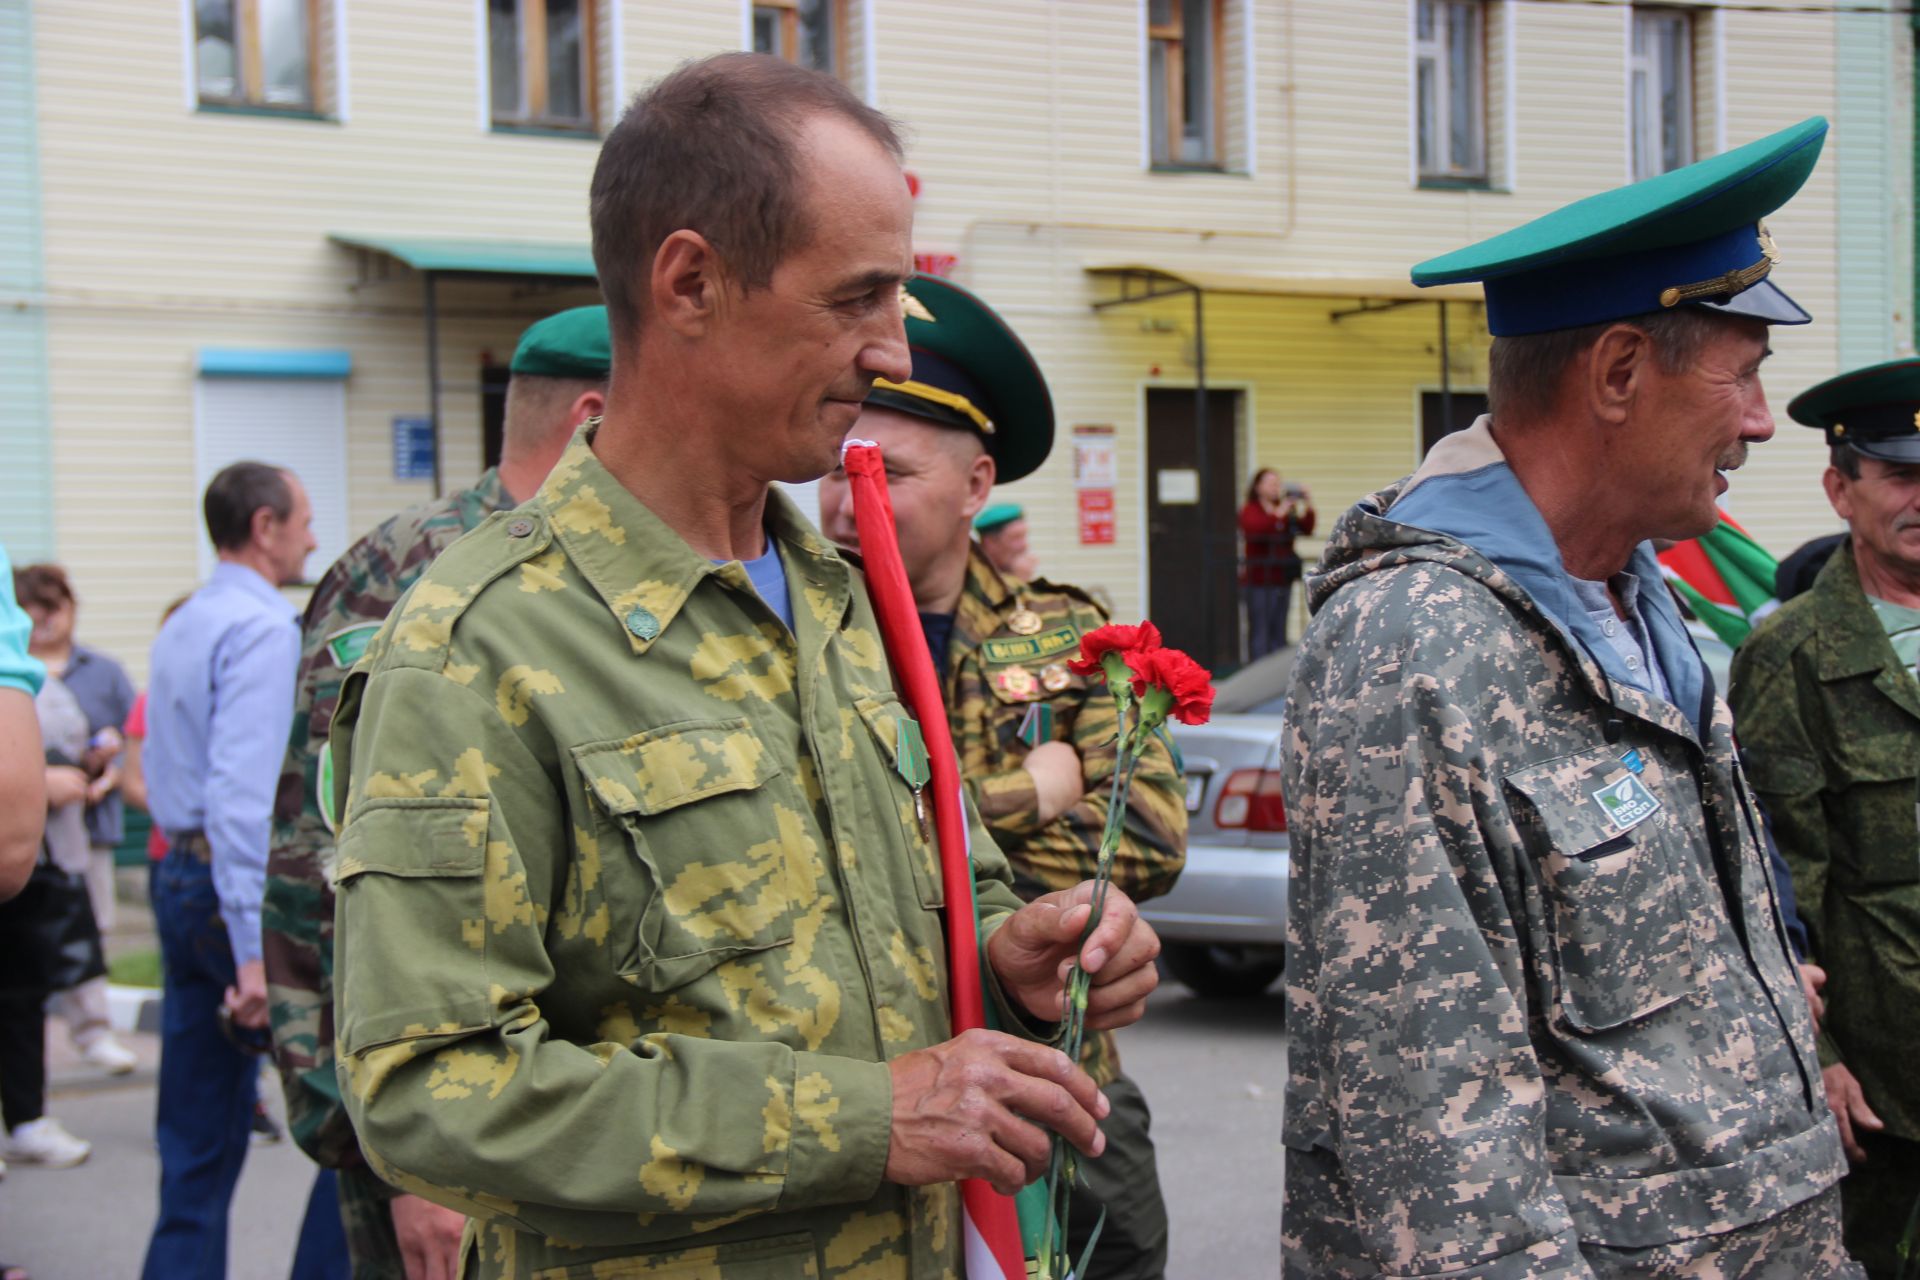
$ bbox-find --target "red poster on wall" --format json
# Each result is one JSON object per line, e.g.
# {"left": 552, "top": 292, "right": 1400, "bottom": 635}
{"left": 1078, "top": 489, "right": 1115, "bottom": 545}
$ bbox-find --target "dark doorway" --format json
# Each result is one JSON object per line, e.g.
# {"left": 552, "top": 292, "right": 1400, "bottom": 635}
{"left": 481, "top": 361, "right": 512, "bottom": 470}
{"left": 1146, "top": 388, "right": 1241, "bottom": 673}
{"left": 1420, "top": 389, "right": 1490, "bottom": 457}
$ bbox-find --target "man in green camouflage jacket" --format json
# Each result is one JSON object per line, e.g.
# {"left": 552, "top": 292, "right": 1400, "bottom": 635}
{"left": 1729, "top": 357, "right": 1920, "bottom": 1279}
{"left": 329, "top": 55, "right": 1161, "bottom": 1280}
{"left": 818, "top": 274, "right": 1186, "bottom": 1279}
{"left": 264, "top": 306, "right": 609, "bottom": 1277}
{"left": 1284, "top": 120, "right": 1855, "bottom": 1278}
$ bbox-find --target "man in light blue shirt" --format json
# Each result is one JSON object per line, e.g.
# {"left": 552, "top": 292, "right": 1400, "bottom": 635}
{"left": 142, "top": 461, "right": 312, "bottom": 1280}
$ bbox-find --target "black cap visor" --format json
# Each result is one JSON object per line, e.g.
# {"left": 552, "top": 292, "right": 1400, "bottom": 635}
{"left": 1699, "top": 277, "right": 1811, "bottom": 327}
{"left": 1846, "top": 434, "right": 1920, "bottom": 465}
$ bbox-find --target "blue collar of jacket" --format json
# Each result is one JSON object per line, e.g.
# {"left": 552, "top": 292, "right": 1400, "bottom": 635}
{"left": 1386, "top": 418, "right": 1708, "bottom": 739}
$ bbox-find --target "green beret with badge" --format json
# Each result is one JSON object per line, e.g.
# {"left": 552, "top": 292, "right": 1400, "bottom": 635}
{"left": 1788, "top": 357, "right": 1920, "bottom": 465}
{"left": 1413, "top": 116, "right": 1826, "bottom": 336}
{"left": 867, "top": 275, "right": 1054, "bottom": 483}
{"left": 510, "top": 304, "right": 612, "bottom": 379}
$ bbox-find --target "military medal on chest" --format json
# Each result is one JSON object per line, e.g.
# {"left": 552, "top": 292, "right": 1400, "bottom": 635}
{"left": 994, "top": 663, "right": 1039, "bottom": 701}
{"left": 1008, "top": 608, "right": 1043, "bottom": 636}
{"left": 894, "top": 715, "right": 932, "bottom": 837}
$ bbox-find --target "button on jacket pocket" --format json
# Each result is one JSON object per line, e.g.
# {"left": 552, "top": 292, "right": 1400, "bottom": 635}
{"left": 573, "top": 720, "right": 814, "bottom": 993}
{"left": 1504, "top": 747, "right": 1701, "bottom": 1034}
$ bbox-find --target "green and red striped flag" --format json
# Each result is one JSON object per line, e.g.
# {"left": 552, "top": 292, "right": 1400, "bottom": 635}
{"left": 1657, "top": 515, "right": 1779, "bottom": 647}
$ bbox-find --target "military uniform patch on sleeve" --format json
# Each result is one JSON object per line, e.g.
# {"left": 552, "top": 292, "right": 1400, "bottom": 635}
{"left": 325, "top": 623, "right": 383, "bottom": 670}
{"left": 980, "top": 625, "right": 1079, "bottom": 665}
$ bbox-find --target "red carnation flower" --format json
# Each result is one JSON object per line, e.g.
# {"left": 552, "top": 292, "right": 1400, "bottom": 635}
{"left": 1068, "top": 620, "right": 1164, "bottom": 678}
{"left": 1126, "top": 646, "right": 1215, "bottom": 726}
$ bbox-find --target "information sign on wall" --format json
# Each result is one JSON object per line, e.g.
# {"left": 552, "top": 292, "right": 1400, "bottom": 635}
{"left": 1073, "top": 424, "right": 1116, "bottom": 545}
{"left": 393, "top": 416, "right": 436, "bottom": 481}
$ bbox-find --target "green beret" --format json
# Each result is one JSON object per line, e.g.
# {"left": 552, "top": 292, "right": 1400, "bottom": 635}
{"left": 974, "top": 503, "right": 1024, "bottom": 534}
{"left": 865, "top": 275, "right": 1054, "bottom": 484}
{"left": 1413, "top": 117, "right": 1826, "bottom": 336}
{"left": 511, "top": 305, "right": 611, "bottom": 379}
{"left": 1789, "top": 358, "right": 1920, "bottom": 464}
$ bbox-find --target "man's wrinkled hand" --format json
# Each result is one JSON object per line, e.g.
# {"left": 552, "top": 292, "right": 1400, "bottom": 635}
{"left": 225, "top": 959, "right": 269, "bottom": 1030}
{"left": 1824, "top": 1061, "right": 1885, "bottom": 1163}
{"left": 987, "top": 881, "right": 1159, "bottom": 1028}
{"left": 1023, "top": 741, "right": 1085, "bottom": 825}
{"left": 391, "top": 1192, "right": 466, "bottom": 1280}
{"left": 884, "top": 1029, "right": 1108, "bottom": 1195}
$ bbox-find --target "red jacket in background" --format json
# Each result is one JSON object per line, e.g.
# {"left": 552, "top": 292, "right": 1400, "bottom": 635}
{"left": 1239, "top": 499, "right": 1316, "bottom": 586}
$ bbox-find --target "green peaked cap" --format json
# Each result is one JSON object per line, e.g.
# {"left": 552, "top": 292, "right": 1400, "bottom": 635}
{"left": 1412, "top": 117, "right": 1827, "bottom": 335}
{"left": 511, "top": 305, "right": 612, "bottom": 378}
{"left": 1789, "top": 357, "right": 1920, "bottom": 464}
{"left": 866, "top": 274, "right": 1055, "bottom": 484}
{"left": 974, "top": 502, "right": 1024, "bottom": 534}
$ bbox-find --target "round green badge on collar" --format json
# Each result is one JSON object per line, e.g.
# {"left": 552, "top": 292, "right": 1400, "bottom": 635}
{"left": 625, "top": 607, "right": 660, "bottom": 641}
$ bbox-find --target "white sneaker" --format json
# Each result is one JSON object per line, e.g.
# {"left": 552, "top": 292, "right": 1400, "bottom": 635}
{"left": 5, "top": 1118, "right": 90, "bottom": 1168}
{"left": 80, "top": 1035, "right": 138, "bottom": 1075}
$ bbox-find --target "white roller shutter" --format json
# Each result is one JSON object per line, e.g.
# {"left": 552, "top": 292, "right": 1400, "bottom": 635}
{"left": 192, "top": 376, "right": 350, "bottom": 582}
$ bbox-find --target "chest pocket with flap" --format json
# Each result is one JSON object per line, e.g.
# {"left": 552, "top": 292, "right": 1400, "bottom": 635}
{"left": 1503, "top": 746, "right": 1701, "bottom": 1034}
{"left": 572, "top": 719, "right": 816, "bottom": 993}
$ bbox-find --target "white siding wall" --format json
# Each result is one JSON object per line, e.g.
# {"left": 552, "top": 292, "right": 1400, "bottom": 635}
{"left": 28, "top": 0, "right": 1911, "bottom": 667}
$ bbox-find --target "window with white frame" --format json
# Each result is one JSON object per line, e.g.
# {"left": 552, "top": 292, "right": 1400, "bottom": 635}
{"left": 489, "top": 0, "right": 596, "bottom": 132}
{"left": 1630, "top": 8, "right": 1694, "bottom": 180}
{"left": 753, "top": 1, "right": 847, "bottom": 80}
{"left": 1147, "top": 0, "right": 1223, "bottom": 168}
{"left": 1414, "top": 0, "right": 1487, "bottom": 183}
{"left": 193, "top": 376, "right": 349, "bottom": 582}
{"left": 193, "top": 0, "right": 321, "bottom": 112}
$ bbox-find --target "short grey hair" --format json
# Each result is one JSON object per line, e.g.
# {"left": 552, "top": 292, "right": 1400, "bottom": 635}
{"left": 1830, "top": 442, "right": 1862, "bottom": 479}
{"left": 1487, "top": 307, "right": 1726, "bottom": 424}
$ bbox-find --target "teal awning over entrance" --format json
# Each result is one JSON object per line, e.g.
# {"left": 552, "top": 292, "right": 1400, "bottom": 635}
{"left": 329, "top": 233, "right": 596, "bottom": 279}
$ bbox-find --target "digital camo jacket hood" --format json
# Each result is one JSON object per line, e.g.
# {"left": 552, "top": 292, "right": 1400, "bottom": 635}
{"left": 1280, "top": 422, "right": 1848, "bottom": 1279}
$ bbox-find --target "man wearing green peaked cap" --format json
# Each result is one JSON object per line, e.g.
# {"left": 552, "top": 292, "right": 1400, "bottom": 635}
{"left": 818, "top": 274, "right": 1187, "bottom": 1280}
{"left": 263, "top": 304, "right": 609, "bottom": 1279}
{"left": 1284, "top": 118, "right": 1860, "bottom": 1278}
{"left": 1731, "top": 356, "right": 1920, "bottom": 1278}
{"left": 974, "top": 502, "right": 1038, "bottom": 581}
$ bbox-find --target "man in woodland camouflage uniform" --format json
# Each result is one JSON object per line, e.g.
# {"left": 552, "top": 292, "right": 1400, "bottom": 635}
{"left": 1283, "top": 119, "right": 1858, "bottom": 1277}
{"left": 818, "top": 274, "right": 1186, "bottom": 1279}
{"left": 327, "top": 54, "right": 1162, "bottom": 1280}
{"left": 1730, "top": 357, "right": 1920, "bottom": 1279}
{"left": 264, "top": 307, "right": 609, "bottom": 1278}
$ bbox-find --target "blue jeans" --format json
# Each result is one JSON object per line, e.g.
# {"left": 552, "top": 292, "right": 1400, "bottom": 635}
{"left": 291, "top": 1167, "right": 351, "bottom": 1280}
{"left": 1246, "top": 582, "right": 1292, "bottom": 660}
{"left": 142, "top": 849, "right": 257, "bottom": 1280}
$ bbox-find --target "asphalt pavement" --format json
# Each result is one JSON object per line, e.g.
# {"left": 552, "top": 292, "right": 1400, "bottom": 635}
{"left": 0, "top": 978, "right": 1285, "bottom": 1279}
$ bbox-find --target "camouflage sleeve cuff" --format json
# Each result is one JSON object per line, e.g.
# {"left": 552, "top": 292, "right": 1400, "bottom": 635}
{"left": 979, "top": 911, "right": 1059, "bottom": 1043}
{"left": 1816, "top": 1029, "right": 1843, "bottom": 1070}
{"left": 974, "top": 767, "right": 1046, "bottom": 839}
{"left": 779, "top": 1051, "right": 893, "bottom": 1211}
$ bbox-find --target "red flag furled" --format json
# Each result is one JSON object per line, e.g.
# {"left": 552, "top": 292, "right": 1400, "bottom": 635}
{"left": 840, "top": 440, "right": 1027, "bottom": 1280}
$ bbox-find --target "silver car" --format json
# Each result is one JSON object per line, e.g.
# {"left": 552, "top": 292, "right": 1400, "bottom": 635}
{"left": 1143, "top": 647, "right": 1293, "bottom": 998}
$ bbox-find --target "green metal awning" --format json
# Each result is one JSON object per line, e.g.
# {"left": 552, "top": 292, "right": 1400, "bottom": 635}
{"left": 329, "top": 233, "right": 596, "bottom": 279}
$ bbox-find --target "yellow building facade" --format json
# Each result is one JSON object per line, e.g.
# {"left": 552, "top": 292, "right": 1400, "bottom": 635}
{"left": 5, "top": 0, "right": 1910, "bottom": 673}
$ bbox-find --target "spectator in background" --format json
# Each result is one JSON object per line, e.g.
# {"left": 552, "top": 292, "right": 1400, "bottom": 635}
{"left": 1238, "top": 467, "right": 1315, "bottom": 659}
{"left": 0, "top": 672, "right": 103, "bottom": 1173}
{"left": 141, "top": 461, "right": 313, "bottom": 1280}
{"left": 0, "top": 543, "right": 47, "bottom": 901}
{"left": 974, "top": 502, "right": 1039, "bottom": 580}
{"left": 14, "top": 564, "right": 138, "bottom": 1075}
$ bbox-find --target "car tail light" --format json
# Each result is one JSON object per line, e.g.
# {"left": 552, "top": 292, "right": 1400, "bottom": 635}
{"left": 1214, "top": 768, "right": 1287, "bottom": 832}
